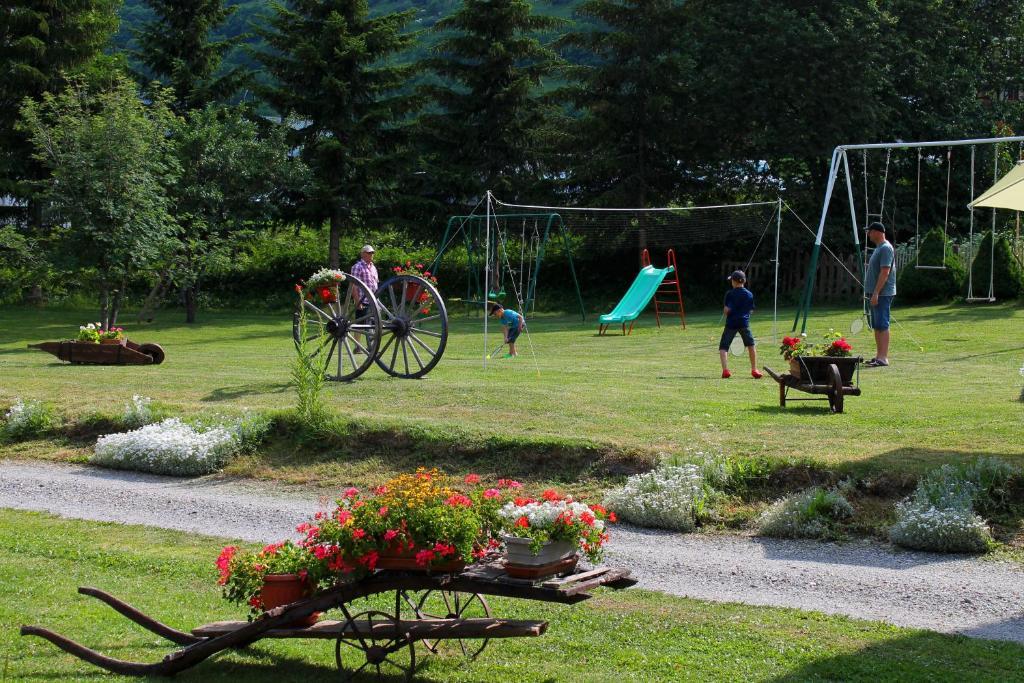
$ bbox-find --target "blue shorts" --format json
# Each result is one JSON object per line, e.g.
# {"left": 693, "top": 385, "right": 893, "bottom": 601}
{"left": 506, "top": 325, "right": 521, "bottom": 343}
{"left": 870, "top": 295, "right": 894, "bottom": 331}
{"left": 719, "top": 326, "right": 755, "bottom": 351}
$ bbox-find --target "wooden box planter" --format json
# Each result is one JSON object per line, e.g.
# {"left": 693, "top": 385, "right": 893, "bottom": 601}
{"left": 788, "top": 355, "right": 859, "bottom": 385}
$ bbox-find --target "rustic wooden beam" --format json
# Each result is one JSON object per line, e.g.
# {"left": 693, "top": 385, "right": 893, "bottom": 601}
{"left": 193, "top": 617, "right": 548, "bottom": 640}
{"left": 78, "top": 587, "right": 200, "bottom": 645}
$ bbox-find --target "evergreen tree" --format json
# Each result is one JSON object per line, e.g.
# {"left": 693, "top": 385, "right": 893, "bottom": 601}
{"left": 559, "top": 0, "right": 695, "bottom": 207}
{"left": 255, "top": 0, "right": 420, "bottom": 267}
{"left": 421, "top": 0, "right": 563, "bottom": 204}
{"left": 134, "top": 0, "right": 244, "bottom": 113}
{"left": 0, "top": 1, "right": 119, "bottom": 219}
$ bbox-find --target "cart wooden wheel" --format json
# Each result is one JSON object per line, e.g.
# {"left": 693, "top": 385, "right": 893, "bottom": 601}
{"left": 402, "top": 589, "right": 492, "bottom": 659}
{"left": 373, "top": 275, "right": 448, "bottom": 379}
{"left": 293, "top": 276, "right": 382, "bottom": 382}
{"left": 138, "top": 343, "right": 165, "bottom": 365}
{"left": 335, "top": 609, "right": 416, "bottom": 682}
{"left": 827, "top": 363, "right": 844, "bottom": 414}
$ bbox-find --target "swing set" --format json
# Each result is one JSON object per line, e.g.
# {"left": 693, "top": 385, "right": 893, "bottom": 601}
{"left": 794, "top": 134, "right": 1024, "bottom": 333}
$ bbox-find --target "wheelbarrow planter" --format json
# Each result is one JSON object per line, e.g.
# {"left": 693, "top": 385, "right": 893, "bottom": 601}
{"left": 764, "top": 356, "right": 863, "bottom": 414}
{"left": 28, "top": 339, "right": 165, "bottom": 365}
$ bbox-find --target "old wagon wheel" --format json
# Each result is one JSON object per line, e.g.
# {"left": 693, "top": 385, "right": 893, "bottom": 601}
{"left": 398, "top": 589, "right": 492, "bottom": 659}
{"left": 335, "top": 608, "right": 416, "bottom": 682}
{"left": 827, "top": 363, "right": 844, "bottom": 414}
{"left": 293, "top": 276, "right": 382, "bottom": 382}
{"left": 137, "top": 343, "right": 165, "bottom": 365}
{"left": 373, "top": 275, "right": 448, "bottom": 379}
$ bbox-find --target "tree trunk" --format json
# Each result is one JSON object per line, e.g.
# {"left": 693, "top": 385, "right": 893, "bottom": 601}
{"left": 184, "top": 285, "right": 198, "bottom": 324}
{"left": 109, "top": 288, "right": 123, "bottom": 328}
{"left": 99, "top": 287, "right": 110, "bottom": 329}
{"left": 329, "top": 210, "right": 341, "bottom": 269}
{"left": 137, "top": 272, "right": 167, "bottom": 323}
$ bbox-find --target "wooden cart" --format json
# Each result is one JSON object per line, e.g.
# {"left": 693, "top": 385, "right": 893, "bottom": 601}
{"left": 28, "top": 339, "right": 165, "bottom": 365}
{"left": 20, "top": 556, "right": 634, "bottom": 680}
{"left": 763, "top": 356, "right": 863, "bottom": 414}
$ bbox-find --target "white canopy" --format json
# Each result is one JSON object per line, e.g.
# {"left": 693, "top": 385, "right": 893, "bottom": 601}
{"left": 968, "top": 161, "right": 1024, "bottom": 211}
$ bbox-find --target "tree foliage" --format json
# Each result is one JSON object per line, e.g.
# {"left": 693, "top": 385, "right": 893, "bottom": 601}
{"left": 897, "top": 228, "right": 966, "bottom": 303}
{"left": 255, "top": 0, "right": 421, "bottom": 267}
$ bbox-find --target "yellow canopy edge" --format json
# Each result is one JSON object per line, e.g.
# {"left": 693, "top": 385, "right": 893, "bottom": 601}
{"left": 969, "top": 161, "right": 1024, "bottom": 210}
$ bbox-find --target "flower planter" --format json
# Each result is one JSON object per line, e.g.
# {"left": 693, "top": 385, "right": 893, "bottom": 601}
{"left": 502, "top": 536, "right": 579, "bottom": 579}
{"left": 259, "top": 574, "right": 319, "bottom": 627}
{"left": 788, "top": 356, "right": 859, "bottom": 385}
{"left": 99, "top": 338, "right": 126, "bottom": 346}
{"left": 377, "top": 546, "right": 466, "bottom": 573}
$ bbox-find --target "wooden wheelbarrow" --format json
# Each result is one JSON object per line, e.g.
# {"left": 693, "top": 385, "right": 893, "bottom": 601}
{"left": 763, "top": 356, "right": 863, "bottom": 414}
{"left": 29, "top": 339, "right": 165, "bottom": 365}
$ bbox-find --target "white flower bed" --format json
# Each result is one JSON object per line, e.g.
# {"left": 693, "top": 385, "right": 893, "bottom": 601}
{"left": 92, "top": 418, "right": 240, "bottom": 476}
{"left": 499, "top": 499, "right": 606, "bottom": 532}
{"left": 122, "top": 395, "right": 155, "bottom": 429}
{"left": 603, "top": 464, "right": 706, "bottom": 532}
{"left": 758, "top": 487, "right": 854, "bottom": 540}
{"left": 889, "top": 500, "right": 991, "bottom": 553}
{"left": 1, "top": 398, "right": 57, "bottom": 440}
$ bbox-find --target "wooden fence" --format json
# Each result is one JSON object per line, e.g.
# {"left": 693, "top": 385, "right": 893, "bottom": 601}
{"left": 722, "top": 251, "right": 863, "bottom": 303}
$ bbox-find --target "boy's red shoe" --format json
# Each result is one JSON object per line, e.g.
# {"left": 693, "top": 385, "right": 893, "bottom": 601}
{"left": 751, "top": 369, "right": 764, "bottom": 379}
{"left": 721, "top": 369, "right": 731, "bottom": 379}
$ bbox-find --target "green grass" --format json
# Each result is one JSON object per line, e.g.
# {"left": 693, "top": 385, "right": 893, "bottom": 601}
{"left": 2, "top": 509, "right": 1023, "bottom": 682}
{"left": 2, "top": 302, "right": 1022, "bottom": 479}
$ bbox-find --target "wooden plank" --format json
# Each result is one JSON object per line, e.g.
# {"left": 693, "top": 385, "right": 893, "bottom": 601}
{"left": 540, "top": 567, "right": 610, "bottom": 589}
{"left": 192, "top": 618, "right": 548, "bottom": 640}
{"left": 559, "top": 568, "right": 634, "bottom": 597}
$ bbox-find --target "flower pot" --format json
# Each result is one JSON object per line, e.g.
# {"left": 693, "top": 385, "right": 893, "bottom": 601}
{"left": 259, "top": 574, "right": 319, "bottom": 627}
{"left": 502, "top": 536, "right": 579, "bottom": 579}
{"left": 376, "top": 546, "right": 466, "bottom": 573}
{"left": 788, "top": 358, "right": 802, "bottom": 378}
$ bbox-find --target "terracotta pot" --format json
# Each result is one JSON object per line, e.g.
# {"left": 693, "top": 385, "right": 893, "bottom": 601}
{"left": 377, "top": 545, "right": 466, "bottom": 573}
{"left": 259, "top": 574, "right": 319, "bottom": 627}
{"left": 788, "top": 358, "right": 802, "bottom": 378}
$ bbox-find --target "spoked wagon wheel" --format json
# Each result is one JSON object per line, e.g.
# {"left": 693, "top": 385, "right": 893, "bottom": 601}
{"left": 293, "top": 276, "right": 382, "bottom": 382}
{"left": 374, "top": 275, "right": 448, "bottom": 379}
{"left": 827, "top": 363, "right": 844, "bottom": 414}
{"left": 406, "top": 589, "right": 492, "bottom": 659}
{"left": 335, "top": 609, "right": 416, "bottom": 682}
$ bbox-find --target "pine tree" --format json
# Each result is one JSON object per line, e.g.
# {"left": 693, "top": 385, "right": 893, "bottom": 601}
{"left": 0, "top": 1, "right": 119, "bottom": 218}
{"left": 255, "top": 0, "right": 420, "bottom": 267}
{"left": 134, "top": 0, "right": 244, "bottom": 113}
{"left": 421, "top": 0, "right": 563, "bottom": 204}
{"left": 558, "top": 0, "right": 695, "bottom": 207}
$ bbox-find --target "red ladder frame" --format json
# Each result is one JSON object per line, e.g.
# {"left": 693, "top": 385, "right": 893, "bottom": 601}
{"left": 641, "top": 248, "right": 686, "bottom": 329}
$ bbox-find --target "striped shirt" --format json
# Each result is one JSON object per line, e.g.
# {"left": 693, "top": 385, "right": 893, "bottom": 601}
{"left": 350, "top": 259, "right": 378, "bottom": 305}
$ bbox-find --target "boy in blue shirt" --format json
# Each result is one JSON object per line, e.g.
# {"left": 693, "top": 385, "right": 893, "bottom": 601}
{"left": 489, "top": 303, "right": 525, "bottom": 358}
{"left": 719, "top": 270, "right": 763, "bottom": 379}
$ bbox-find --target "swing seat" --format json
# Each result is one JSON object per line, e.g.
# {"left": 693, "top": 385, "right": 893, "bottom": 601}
{"left": 488, "top": 289, "right": 506, "bottom": 299}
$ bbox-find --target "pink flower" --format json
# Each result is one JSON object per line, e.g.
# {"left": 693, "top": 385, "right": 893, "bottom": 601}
{"left": 343, "top": 487, "right": 359, "bottom": 499}
{"left": 378, "top": 506, "right": 389, "bottom": 517}
{"left": 383, "top": 529, "right": 399, "bottom": 542}
{"left": 337, "top": 509, "right": 353, "bottom": 524}
{"left": 464, "top": 473, "right": 481, "bottom": 485}
{"left": 498, "top": 479, "right": 522, "bottom": 489}
{"left": 352, "top": 528, "right": 366, "bottom": 540}
{"left": 483, "top": 488, "right": 501, "bottom": 499}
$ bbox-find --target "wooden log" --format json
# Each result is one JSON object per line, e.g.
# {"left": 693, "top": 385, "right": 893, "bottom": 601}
{"left": 192, "top": 617, "right": 548, "bottom": 641}
{"left": 78, "top": 587, "right": 199, "bottom": 645}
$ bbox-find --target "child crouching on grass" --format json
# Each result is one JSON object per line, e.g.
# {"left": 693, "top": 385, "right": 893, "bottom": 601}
{"left": 489, "top": 302, "right": 524, "bottom": 358}
{"left": 719, "top": 270, "right": 763, "bottom": 379}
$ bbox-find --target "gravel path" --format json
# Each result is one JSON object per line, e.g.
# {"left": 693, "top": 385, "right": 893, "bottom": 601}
{"left": 3, "top": 460, "right": 1023, "bottom": 643}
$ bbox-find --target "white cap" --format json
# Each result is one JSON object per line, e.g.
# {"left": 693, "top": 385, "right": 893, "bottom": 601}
{"left": 360, "top": 244, "right": 375, "bottom": 253}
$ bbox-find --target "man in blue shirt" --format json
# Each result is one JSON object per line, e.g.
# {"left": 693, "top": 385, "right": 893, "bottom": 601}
{"left": 719, "top": 270, "right": 763, "bottom": 379}
{"left": 864, "top": 222, "right": 896, "bottom": 367}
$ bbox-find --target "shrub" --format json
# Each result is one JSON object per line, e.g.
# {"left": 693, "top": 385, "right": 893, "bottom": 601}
{"left": 757, "top": 487, "right": 854, "bottom": 540}
{"left": 896, "top": 228, "right": 966, "bottom": 303}
{"left": 0, "top": 398, "right": 59, "bottom": 441}
{"left": 962, "top": 231, "right": 1024, "bottom": 299}
{"left": 603, "top": 464, "right": 708, "bottom": 532}
{"left": 888, "top": 500, "right": 992, "bottom": 553}
{"left": 91, "top": 414, "right": 270, "bottom": 476}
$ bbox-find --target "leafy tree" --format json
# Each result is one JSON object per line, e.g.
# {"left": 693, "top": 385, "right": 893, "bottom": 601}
{"left": 558, "top": 0, "right": 696, "bottom": 207}
{"left": 133, "top": 0, "right": 244, "bottom": 112}
{"left": 255, "top": 0, "right": 421, "bottom": 267}
{"left": 0, "top": 1, "right": 119, "bottom": 221}
{"left": 421, "top": 0, "right": 563, "bottom": 204}
{"left": 19, "top": 77, "right": 179, "bottom": 327}
{"left": 170, "top": 106, "right": 304, "bottom": 322}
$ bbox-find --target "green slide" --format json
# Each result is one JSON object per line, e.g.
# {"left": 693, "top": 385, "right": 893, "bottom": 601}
{"left": 598, "top": 265, "right": 674, "bottom": 328}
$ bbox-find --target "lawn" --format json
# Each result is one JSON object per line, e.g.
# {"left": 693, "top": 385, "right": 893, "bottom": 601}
{"left": 1, "top": 302, "right": 1022, "bottom": 482}
{"left": 2, "top": 509, "right": 1022, "bottom": 682}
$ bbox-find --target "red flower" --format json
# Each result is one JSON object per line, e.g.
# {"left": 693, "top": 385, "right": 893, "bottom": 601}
{"left": 541, "top": 489, "right": 561, "bottom": 501}
{"left": 423, "top": 271, "right": 431, "bottom": 278}
{"left": 608, "top": 512, "right": 618, "bottom": 523}
{"left": 464, "top": 473, "right": 481, "bottom": 485}
{"left": 359, "top": 550, "right": 379, "bottom": 570}
{"left": 580, "top": 511, "right": 596, "bottom": 527}
{"left": 248, "top": 596, "right": 262, "bottom": 609}
{"left": 378, "top": 506, "right": 389, "bottom": 517}
{"left": 590, "top": 504, "right": 607, "bottom": 516}
{"left": 373, "top": 485, "right": 389, "bottom": 495}
{"left": 434, "top": 541, "right": 457, "bottom": 556}
{"left": 383, "top": 529, "right": 399, "bottom": 542}
{"left": 498, "top": 479, "right": 523, "bottom": 489}
{"left": 415, "top": 549, "right": 436, "bottom": 566}
{"left": 515, "top": 516, "right": 530, "bottom": 529}
{"left": 352, "top": 528, "right": 366, "bottom": 540}
{"left": 216, "top": 546, "right": 237, "bottom": 584}
{"left": 343, "top": 487, "right": 359, "bottom": 499}
{"left": 445, "top": 493, "right": 472, "bottom": 507}
{"left": 337, "top": 509, "right": 353, "bottom": 524}
{"left": 294, "top": 284, "right": 303, "bottom": 293}
{"left": 393, "top": 266, "right": 401, "bottom": 273}
{"left": 420, "top": 308, "right": 430, "bottom": 315}
{"left": 320, "top": 288, "right": 331, "bottom": 299}
{"left": 513, "top": 496, "right": 533, "bottom": 506}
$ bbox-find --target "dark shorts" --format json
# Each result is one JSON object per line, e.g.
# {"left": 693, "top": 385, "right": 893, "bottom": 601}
{"left": 506, "top": 325, "right": 522, "bottom": 343}
{"left": 719, "top": 326, "right": 755, "bottom": 351}
{"left": 870, "top": 296, "right": 894, "bottom": 331}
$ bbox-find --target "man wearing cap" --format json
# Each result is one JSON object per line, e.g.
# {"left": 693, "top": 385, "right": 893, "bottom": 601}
{"left": 350, "top": 245, "right": 378, "bottom": 351}
{"left": 864, "top": 222, "right": 895, "bottom": 367}
{"left": 719, "top": 270, "right": 763, "bottom": 379}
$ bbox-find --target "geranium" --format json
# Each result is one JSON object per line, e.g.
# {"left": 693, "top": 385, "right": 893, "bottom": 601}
{"left": 391, "top": 260, "right": 439, "bottom": 286}
{"left": 822, "top": 329, "right": 853, "bottom": 357}
{"left": 98, "top": 326, "right": 125, "bottom": 341}
{"left": 218, "top": 540, "right": 318, "bottom": 617}
{"left": 296, "top": 268, "right": 347, "bottom": 304}
{"left": 498, "top": 492, "right": 614, "bottom": 562}
{"left": 779, "top": 334, "right": 813, "bottom": 360}
{"left": 76, "top": 322, "right": 102, "bottom": 343}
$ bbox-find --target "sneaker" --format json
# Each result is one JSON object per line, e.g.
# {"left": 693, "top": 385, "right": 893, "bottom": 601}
{"left": 721, "top": 369, "right": 732, "bottom": 379}
{"left": 864, "top": 358, "right": 888, "bottom": 367}
{"left": 751, "top": 369, "right": 763, "bottom": 379}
